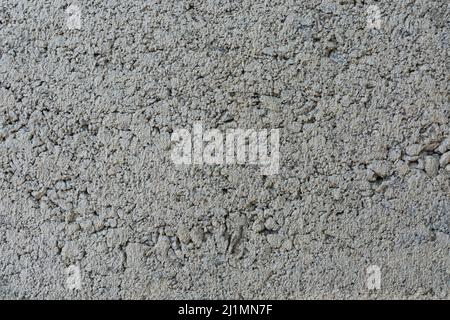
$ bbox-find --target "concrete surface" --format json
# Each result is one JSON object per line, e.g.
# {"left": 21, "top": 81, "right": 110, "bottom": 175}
{"left": 0, "top": 0, "right": 449, "bottom": 299}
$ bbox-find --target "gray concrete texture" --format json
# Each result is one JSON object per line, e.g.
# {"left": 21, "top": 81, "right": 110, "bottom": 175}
{"left": 0, "top": 0, "right": 449, "bottom": 299}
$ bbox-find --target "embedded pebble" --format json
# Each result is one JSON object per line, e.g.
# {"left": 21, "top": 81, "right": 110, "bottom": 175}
{"left": 439, "top": 152, "right": 450, "bottom": 167}
{"left": 405, "top": 144, "right": 423, "bottom": 156}
{"left": 424, "top": 156, "right": 439, "bottom": 177}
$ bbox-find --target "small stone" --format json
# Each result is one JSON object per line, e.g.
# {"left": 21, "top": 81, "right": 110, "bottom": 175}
{"left": 252, "top": 221, "right": 265, "bottom": 233}
{"left": 439, "top": 152, "right": 450, "bottom": 167}
{"left": 190, "top": 227, "right": 204, "bottom": 246}
{"left": 366, "top": 169, "right": 377, "bottom": 182}
{"left": 424, "top": 156, "right": 439, "bottom": 177}
{"left": 416, "top": 158, "right": 425, "bottom": 170}
{"left": 261, "top": 95, "right": 281, "bottom": 112}
{"left": 107, "top": 218, "right": 117, "bottom": 228}
{"left": 155, "top": 235, "right": 171, "bottom": 257}
{"left": 65, "top": 211, "right": 77, "bottom": 224}
{"left": 66, "top": 223, "right": 80, "bottom": 236}
{"left": 106, "top": 228, "right": 129, "bottom": 248}
{"left": 332, "top": 189, "right": 342, "bottom": 200}
{"left": 31, "top": 189, "right": 46, "bottom": 200}
{"left": 264, "top": 217, "right": 279, "bottom": 231}
{"left": 79, "top": 220, "right": 94, "bottom": 234}
{"left": 446, "top": 165, "right": 450, "bottom": 173}
{"left": 266, "top": 234, "right": 282, "bottom": 248}
{"left": 177, "top": 225, "right": 191, "bottom": 244}
{"left": 61, "top": 242, "right": 83, "bottom": 261}
{"left": 55, "top": 180, "right": 67, "bottom": 191}
{"left": 396, "top": 161, "right": 410, "bottom": 176}
{"left": 436, "top": 138, "right": 450, "bottom": 154}
{"left": 126, "top": 243, "right": 144, "bottom": 268}
{"left": 388, "top": 148, "right": 401, "bottom": 161}
{"left": 368, "top": 160, "right": 392, "bottom": 178}
{"left": 405, "top": 144, "right": 422, "bottom": 156}
{"left": 281, "top": 239, "right": 293, "bottom": 251}
{"left": 93, "top": 217, "right": 104, "bottom": 232}
{"left": 422, "top": 139, "right": 440, "bottom": 151}
{"left": 341, "top": 95, "right": 351, "bottom": 107}
{"left": 403, "top": 155, "right": 420, "bottom": 162}
{"left": 164, "top": 227, "right": 175, "bottom": 237}
{"left": 262, "top": 47, "right": 275, "bottom": 56}
{"left": 174, "top": 249, "right": 184, "bottom": 259}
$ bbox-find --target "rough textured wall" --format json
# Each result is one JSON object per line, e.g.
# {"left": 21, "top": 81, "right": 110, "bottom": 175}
{"left": 0, "top": 0, "right": 448, "bottom": 299}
